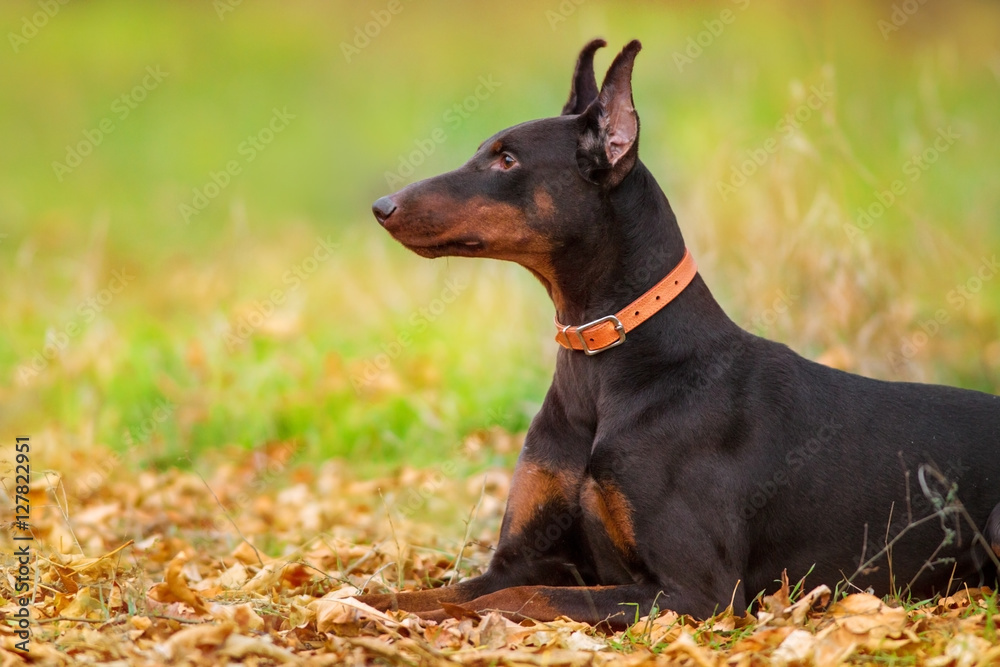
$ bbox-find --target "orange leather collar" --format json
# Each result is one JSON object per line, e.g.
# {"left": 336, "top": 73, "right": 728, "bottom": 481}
{"left": 554, "top": 248, "right": 697, "bottom": 355}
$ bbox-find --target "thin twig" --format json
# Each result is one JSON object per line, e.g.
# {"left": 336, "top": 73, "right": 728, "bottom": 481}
{"left": 897, "top": 450, "right": 913, "bottom": 525}
{"left": 450, "top": 476, "right": 487, "bottom": 581}
{"left": 46, "top": 471, "right": 85, "bottom": 556}
{"left": 885, "top": 501, "right": 896, "bottom": 597}
{"left": 194, "top": 469, "right": 263, "bottom": 568}
{"left": 858, "top": 522, "right": 869, "bottom": 571}
{"left": 850, "top": 509, "right": 956, "bottom": 583}
{"left": 359, "top": 561, "right": 396, "bottom": 595}
{"left": 851, "top": 462, "right": 1000, "bottom": 593}
{"left": 146, "top": 614, "right": 205, "bottom": 625}
{"left": 35, "top": 616, "right": 106, "bottom": 625}
{"left": 377, "top": 488, "right": 403, "bottom": 590}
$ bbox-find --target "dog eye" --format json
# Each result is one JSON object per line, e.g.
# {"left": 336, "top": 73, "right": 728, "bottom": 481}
{"left": 499, "top": 153, "right": 516, "bottom": 170}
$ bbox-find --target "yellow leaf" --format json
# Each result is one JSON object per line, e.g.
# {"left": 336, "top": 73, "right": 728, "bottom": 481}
{"left": 828, "top": 593, "right": 906, "bottom": 636}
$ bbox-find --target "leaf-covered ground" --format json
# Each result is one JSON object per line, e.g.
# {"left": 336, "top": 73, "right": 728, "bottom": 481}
{"left": 2, "top": 2, "right": 1000, "bottom": 665}
{"left": 3, "top": 434, "right": 998, "bottom": 666}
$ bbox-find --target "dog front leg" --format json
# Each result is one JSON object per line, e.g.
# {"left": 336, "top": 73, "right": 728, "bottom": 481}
{"left": 357, "top": 391, "right": 595, "bottom": 613}
{"left": 417, "top": 583, "right": 670, "bottom": 631}
{"left": 354, "top": 574, "right": 503, "bottom": 613}
{"left": 356, "top": 457, "right": 592, "bottom": 613}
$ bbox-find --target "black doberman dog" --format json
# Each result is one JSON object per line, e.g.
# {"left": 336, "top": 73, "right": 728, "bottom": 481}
{"left": 365, "top": 39, "right": 1000, "bottom": 629}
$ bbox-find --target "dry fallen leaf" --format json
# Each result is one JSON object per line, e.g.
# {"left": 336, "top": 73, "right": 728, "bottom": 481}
{"left": 310, "top": 595, "right": 401, "bottom": 631}
{"left": 147, "top": 551, "right": 211, "bottom": 615}
{"left": 758, "top": 569, "right": 792, "bottom": 625}
{"left": 660, "top": 630, "right": 719, "bottom": 667}
{"left": 10, "top": 443, "right": 999, "bottom": 666}
{"left": 476, "top": 612, "right": 510, "bottom": 649}
{"left": 942, "top": 633, "right": 993, "bottom": 667}
{"left": 788, "top": 584, "right": 831, "bottom": 625}
{"left": 158, "top": 621, "right": 234, "bottom": 660}
{"left": 828, "top": 593, "right": 907, "bottom": 636}
{"left": 219, "top": 561, "right": 248, "bottom": 589}
{"left": 565, "top": 629, "right": 607, "bottom": 652}
{"left": 211, "top": 602, "right": 265, "bottom": 632}
{"left": 219, "top": 633, "right": 298, "bottom": 662}
{"left": 771, "top": 628, "right": 817, "bottom": 665}
{"left": 58, "top": 586, "right": 106, "bottom": 621}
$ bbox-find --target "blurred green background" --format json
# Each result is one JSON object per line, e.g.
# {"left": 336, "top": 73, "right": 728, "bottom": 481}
{"left": 1, "top": 1, "right": 998, "bottom": 480}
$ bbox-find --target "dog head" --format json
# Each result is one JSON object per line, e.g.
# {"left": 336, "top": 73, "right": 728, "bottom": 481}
{"left": 372, "top": 39, "right": 645, "bottom": 300}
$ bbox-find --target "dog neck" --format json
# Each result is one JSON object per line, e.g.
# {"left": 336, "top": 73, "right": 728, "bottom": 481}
{"left": 550, "top": 163, "right": 729, "bottom": 330}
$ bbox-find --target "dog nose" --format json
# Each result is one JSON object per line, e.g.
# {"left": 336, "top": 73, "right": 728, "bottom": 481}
{"left": 372, "top": 196, "right": 397, "bottom": 225}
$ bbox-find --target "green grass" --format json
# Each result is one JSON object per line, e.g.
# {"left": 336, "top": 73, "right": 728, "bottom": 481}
{"left": 1, "top": 0, "right": 998, "bottom": 476}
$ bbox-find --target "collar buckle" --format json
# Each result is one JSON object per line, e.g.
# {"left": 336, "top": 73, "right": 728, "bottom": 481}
{"left": 575, "top": 314, "right": 626, "bottom": 355}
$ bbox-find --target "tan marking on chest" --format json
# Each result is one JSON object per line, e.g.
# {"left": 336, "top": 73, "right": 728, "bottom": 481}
{"left": 504, "top": 462, "right": 572, "bottom": 537}
{"left": 580, "top": 477, "right": 637, "bottom": 554}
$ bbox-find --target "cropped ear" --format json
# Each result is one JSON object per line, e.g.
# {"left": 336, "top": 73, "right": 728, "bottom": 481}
{"left": 561, "top": 39, "right": 607, "bottom": 115}
{"left": 576, "top": 40, "right": 642, "bottom": 188}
